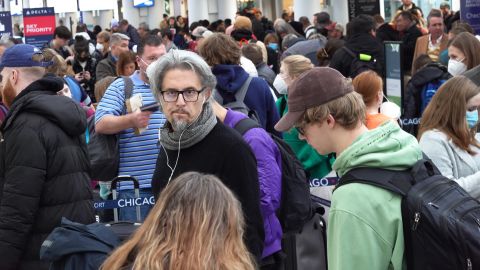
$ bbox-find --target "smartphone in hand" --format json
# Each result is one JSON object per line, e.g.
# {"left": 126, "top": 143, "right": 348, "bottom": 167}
{"left": 140, "top": 102, "right": 160, "bottom": 112}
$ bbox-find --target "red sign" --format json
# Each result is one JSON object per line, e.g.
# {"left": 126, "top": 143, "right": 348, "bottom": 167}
{"left": 23, "top": 8, "right": 56, "bottom": 47}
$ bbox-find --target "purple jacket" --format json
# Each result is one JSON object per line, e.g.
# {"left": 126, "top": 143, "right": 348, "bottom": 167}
{"left": 224, "top": 109, "right": 283, "bottom": 258}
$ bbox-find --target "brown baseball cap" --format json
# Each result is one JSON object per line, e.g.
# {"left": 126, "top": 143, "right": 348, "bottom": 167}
{"left": 274, "top": 67, "right": 353, "bottom": 132}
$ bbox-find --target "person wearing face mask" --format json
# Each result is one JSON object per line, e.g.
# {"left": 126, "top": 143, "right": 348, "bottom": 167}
{"left": 276, "top": 55, "right": 335, "bottom": 182}
{"left": 447, "top": 32, "right": 480, "bottom": 76}
{"left": 72, "top": 36, "right": 97, "bottom": 102}
{"left": 264, "top": 33, "right": 280, "bottom": 73}
{"left": 96, "top": 33, "right": 130, "bottom": 82}
{"left": 95, "top": 31, "right": 111, "bottom": 60}
{"left": 148, "top": 49, "right": 264, "bottom": 263}
{"left": 419, "top": 76, "right": 480, "bottom": 200}
{"left": 95, "top": 36, "right": 167, "bottom": 222}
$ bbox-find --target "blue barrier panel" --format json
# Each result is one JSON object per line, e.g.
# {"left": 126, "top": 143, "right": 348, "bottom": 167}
{"left": 93, "top": 196, "right": 155, "bottom": 210}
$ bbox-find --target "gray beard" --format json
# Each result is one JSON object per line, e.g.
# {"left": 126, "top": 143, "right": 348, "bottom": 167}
{"left": 172, "top": 119, "right": 188, "bottom": 131}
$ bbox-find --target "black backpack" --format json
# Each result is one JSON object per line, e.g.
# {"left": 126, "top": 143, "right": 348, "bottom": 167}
{"left": 234, "top": 118, "right": 327, "bottom": 270}
{"left": 233, "top": 118, "right": 312, "bottom": 231}
{"left": 87, "top": 76, "right": 133, "bottom": 181}
{"left": 337, "top": 158, "right": 480, "bottom": 270}
{"left": 342, "top": 46, "right": 380, "bottom": 78}
{"left": 214, "top": 76, "right": 261, "bottom": 123}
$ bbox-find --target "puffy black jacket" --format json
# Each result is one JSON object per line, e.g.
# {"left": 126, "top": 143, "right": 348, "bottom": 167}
{"left": 401, "top": 24, "right": 423, "bottom": 73}
{"left": 403, "top": 62, "right": 451, "bottom": 136}
{"left": 0, "top": 76, "right": 95, "bottom": 270}
{"left": 329, "top": 33, "right": 384, "bottom": 77}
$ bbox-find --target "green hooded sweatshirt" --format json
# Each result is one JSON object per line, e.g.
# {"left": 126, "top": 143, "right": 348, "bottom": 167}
{"left": 276, "top": 96, "right": 334, "bottom": 179}
{"left": 328, "top": 121, "right": 422, "bottom": 270}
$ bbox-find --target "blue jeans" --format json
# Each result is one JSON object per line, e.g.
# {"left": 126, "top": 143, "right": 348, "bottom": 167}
{"left": 117, "top": 188, "right": 154, "bottom": 222}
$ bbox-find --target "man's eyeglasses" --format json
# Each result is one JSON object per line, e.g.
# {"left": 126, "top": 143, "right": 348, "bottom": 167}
{"left": 295, "top": 126, "right": 306, "bottom": 136}
{"left": 160, "top": 87, "right": 207, "bottom": 102}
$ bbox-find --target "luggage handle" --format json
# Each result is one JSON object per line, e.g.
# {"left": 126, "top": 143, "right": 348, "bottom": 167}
{"left": 110, "top": 175, "right": 142, "bottom": 223}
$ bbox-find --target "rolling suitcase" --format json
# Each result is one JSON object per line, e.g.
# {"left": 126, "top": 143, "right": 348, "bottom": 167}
{"left": 104, "top": 175, "right": 142, "bottom": 241}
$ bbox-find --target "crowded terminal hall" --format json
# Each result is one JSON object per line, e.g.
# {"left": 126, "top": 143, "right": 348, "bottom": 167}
{"left": 0, "top": 0, "right": 479, "bottom": 269}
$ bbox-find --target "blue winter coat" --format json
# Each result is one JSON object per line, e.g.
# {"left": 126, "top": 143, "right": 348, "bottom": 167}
{"left": 212, "top": 64, "right": 281, "bottom": 137}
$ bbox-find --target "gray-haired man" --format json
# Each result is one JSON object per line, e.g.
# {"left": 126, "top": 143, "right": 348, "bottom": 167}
{"left": 96, "top": 32, "right": 130, "bottom": 81}
{"left": 148, "top": 50, "right": 265, "bottom": 261}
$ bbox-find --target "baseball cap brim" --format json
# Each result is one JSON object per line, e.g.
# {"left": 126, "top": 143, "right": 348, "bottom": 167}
{"left": 274, "top": 110, "right": 304, "bottom": 132}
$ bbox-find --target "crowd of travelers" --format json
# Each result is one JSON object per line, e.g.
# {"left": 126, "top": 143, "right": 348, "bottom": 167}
{"left": 1, "top": 0, "right": 480, "bottom": 269}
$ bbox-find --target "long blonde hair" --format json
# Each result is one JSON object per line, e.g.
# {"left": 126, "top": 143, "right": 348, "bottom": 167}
{"left": 101, "top": 172, "right": 256, "bottom": 270}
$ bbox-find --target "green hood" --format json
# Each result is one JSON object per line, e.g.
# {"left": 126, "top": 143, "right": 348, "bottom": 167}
{"left": 333, "top": 121, "right": 422, "bottom": 176}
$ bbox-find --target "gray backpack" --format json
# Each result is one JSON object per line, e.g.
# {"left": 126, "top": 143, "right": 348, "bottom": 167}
{"left": 214, "top": 76, "right": 260, "bottom": 122}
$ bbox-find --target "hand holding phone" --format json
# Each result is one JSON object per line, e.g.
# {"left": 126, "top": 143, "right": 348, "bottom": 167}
{"left": 140, "top": 102, "right": 160, "bottom": 112}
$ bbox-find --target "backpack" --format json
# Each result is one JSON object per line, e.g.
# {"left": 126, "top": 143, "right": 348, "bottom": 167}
{"left": 234, "top": 118, "right": 326, "bottom": 270}
{"left": 214, "top": 76, "right": 260, "bottom": 123}
{"left": 87, "top": 76, "right": 133, "bottom": 182}
{"left": 342, "top": 46, "right": 380, "bottom": 78}
{"left": 337, "top": 158, "right": 480, "bottom": 270}
{"left": 420, "top": 79, "right": 447, "bottom": 114}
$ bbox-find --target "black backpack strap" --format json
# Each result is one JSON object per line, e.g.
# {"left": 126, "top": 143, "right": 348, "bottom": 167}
{"left": 233, "top": 117, "right": 262, "bottom": 136}
{"left": 342, "top": 46, "right": 357, "bottom": 59}
{"left": 336, "top": 167, "right": 413, "bottom": 196}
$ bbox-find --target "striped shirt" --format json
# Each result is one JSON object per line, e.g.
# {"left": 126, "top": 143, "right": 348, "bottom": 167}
{"left": 95, "top": 71, "right": 166, "bottom": 190}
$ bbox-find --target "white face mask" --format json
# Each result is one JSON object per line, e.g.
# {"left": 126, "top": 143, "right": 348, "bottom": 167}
{"left": 273, "top": 75, "right": 288, "bottom": 95}
{"left": 95, "top": 43, "right": 104, "bottom": 52}
{"left": 448, "top": 59, "right": 467, "bottom": 76}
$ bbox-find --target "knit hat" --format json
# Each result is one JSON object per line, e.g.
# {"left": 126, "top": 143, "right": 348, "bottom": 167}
{"left": 275, "top": 67, "right": 353, "bottom": 132}
{"left": 234, "top": 16, "right": 252, "bottom": 31}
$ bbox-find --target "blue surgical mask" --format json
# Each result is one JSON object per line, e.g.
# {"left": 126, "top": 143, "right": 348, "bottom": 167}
{"left": 268, "top": 43, "right": 278, "bottom": 51}
{"left": 466, "top": 109, "right": 478, "bottom": 128}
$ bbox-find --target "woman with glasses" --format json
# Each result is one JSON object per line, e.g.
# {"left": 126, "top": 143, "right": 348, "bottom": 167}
{"left": 419, "top": 76, "right": 480, "bottom": 199}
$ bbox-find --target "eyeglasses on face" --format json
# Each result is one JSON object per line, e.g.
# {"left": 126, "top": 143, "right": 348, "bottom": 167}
{"left": 160, "top": 87, "right": 207, "bottom": 102}
{"left": 295, "top": 125, "right": 306, "bottom": 136}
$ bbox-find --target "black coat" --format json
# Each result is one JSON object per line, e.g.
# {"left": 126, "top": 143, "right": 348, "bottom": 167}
{"left": 401, "top": 24, "right": 423, "bottom": 73}
{"left": 124, "top": 24, "right": 141, "bottom": 49}
{"left": 152, "top": 121, "right": 265, "bottom": 262}
{"left": 72, "top": 57, "right": 97, "bottom": 103}
{"left": 376, "top": 23, "right": 400, "bottom": 43}
{"left": 329, "top": 33, "right": 384, "bottom": 77}
{"left": 0, "top": 76, "right": 95, "bottom": 270}
{"left": 403, "top": 62, "right": 451, "bottom": 136}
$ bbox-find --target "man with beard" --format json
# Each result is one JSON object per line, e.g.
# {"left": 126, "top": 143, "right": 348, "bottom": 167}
{"left": 149, "top": 50, "right": 265, "bottom": 261}
{"left": 95, "top": 35, "right": 166, "bottom": 221}
{"left": 0, "top": 44, "right": 95, "bottom": 270}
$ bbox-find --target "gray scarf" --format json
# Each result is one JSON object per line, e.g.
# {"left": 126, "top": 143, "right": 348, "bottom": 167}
{"left": 160, "top": 103, "right": 217, "bottom": 150}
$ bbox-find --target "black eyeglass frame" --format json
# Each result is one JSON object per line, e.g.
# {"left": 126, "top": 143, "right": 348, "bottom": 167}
{"left": 159, "top": 87, "right": 207, "bottom": 103}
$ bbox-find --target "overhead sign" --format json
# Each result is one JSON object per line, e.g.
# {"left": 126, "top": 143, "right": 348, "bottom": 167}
{"left": 23, "top": 7, "right": 56, "bottom": 48}
{"left": 460, "top": 0, "right": 480, "bottom": 34}
{"left": 348, "top": 0, "right": 380, "bottom": 20}
{"left": 0, "top": 12, "right": 12, "bottom": 37}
